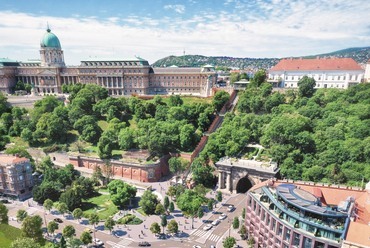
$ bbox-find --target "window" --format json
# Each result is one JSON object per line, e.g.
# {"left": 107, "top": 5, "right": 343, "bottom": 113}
{"left": 277, "top": 224, "right": 283, "bottom": 235}
{"left": 292, "top": 232, "right": 300, "bottom": 247}
{"left": 302, "top": 237, "right": 312, "bottom": 248}
{"left": 284, "top": 228, "right": 291, "bottom": 242}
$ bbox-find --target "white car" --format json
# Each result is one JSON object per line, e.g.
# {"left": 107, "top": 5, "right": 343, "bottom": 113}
{"left": 193, "top": 245, "right": 202, "bottom": 248}
{"left": 219, "top": 213, "right": 227, "bottom": 220}
{"left": 93, "top": 238, "right": 104, "bottom": 246}
{"left": 227, "top": 205, "right": 235, "bottom": 212}
{"left": 211, "top": 219, "right": 220, "bottom": 226}
{"left": 203, "top": 224, "right": 213, "bottom": 231}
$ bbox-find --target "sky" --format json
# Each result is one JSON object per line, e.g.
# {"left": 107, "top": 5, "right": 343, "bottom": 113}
{"left": 0, "top": 0, "right": 369, "bottom": 65}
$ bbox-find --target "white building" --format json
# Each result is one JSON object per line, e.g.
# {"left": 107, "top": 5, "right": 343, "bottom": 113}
{"left": 268, "top": 57, "right": 364, "bottom": 89}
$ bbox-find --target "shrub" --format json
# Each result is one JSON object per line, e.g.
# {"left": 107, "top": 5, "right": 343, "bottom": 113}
{"left": 116, "top": 214, "right": 143, "bottom": 225}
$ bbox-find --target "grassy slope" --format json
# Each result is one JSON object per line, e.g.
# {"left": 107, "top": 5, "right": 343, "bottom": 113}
{"left": 0, "top": 224, "right": 21, "bottom": 248}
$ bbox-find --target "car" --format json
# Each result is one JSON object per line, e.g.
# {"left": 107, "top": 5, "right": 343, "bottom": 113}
{"left": 138, "top": 241, "right": 151, "bottom": 247}
{"left": 0, "top": 199, "right": 10, "bottom": 204}
{"left": 227, "top": 205, "right": 235, "bottom": 212}
{"left": 211, "top": 219, "right": 220, "bottom": 226}
{"left": 203, "top": 224, "right": 213, "bottom": 231}
{"left": 53, "top": 218, "right": 63, "bottom": 223}
{"left": 210, "top": 245, "right": 216, "bottom": 248}
{"left": 219, "top": 213, "right": 227, "bottom": 220}
{"left": 193, "top": 246, "right": 201, "bottom": 248}
{"left": 157, "top": 234, "right": 167, "bottom": 240}
{"left": 92, "top": 238, "right": 104, "bottom": 246}
{"left": 84, "top": 228, "right": 93, "bottom": 233}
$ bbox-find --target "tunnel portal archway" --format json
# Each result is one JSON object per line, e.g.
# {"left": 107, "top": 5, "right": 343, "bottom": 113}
{"left": 236, "top": 176, "right": 253, "bottom": 193}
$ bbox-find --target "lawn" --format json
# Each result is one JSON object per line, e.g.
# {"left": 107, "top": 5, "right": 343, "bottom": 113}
{"left": 81, "top": 193, "right": 118, "bottom": 220}
{"left": 0, "top": 224, "right": 21, "bottom": 248}
{"left": 160, "top": 96, "right": 212, "bottom": 105}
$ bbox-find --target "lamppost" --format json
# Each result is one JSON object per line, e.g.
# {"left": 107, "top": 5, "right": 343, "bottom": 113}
{"left": 44, "top": 212, "right": 49, "bottom": 236}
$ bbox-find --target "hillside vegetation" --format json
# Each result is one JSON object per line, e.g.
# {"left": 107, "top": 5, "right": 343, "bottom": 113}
{"left": 200, "top": 73, "right": 370, "bottom": 186}
{"left": 152, "top": 46, "right": 370, "bottom": 69}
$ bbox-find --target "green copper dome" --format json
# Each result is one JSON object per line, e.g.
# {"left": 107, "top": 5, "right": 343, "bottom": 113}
{"left": 40, "top": 28, "right": 61, "bottom": 49}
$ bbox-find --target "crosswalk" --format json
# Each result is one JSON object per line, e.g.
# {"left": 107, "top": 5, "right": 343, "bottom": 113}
{"left": 106, "top": 239, "right": 133, "bottom": 248}
{"left": 192, "top": 229, "right": 221, "bottom": 242}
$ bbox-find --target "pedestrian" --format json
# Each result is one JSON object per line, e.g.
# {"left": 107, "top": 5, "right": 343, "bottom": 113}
{"left": 139, "top": 234, "right": 140, "bottom": 238}
{"left": 144, "top": 224, "right": 146, "bottom": 228}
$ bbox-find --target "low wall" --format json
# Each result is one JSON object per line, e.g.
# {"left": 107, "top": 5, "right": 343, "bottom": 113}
{"left": 69, "top": 155, "right": 170, "bottom": 183}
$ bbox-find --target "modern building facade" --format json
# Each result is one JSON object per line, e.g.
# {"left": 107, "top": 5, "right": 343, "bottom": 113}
{"left": 268, "top": 58, "right": 365, "bottom": 89}
{"left": 245, "top": 180, "right": 370, "bottom": 248}
{"left": 0, "top": 154, "right": 34, "bottom": 200}
{"left": 0, "top": 27, "right": 217, "bottom": 97}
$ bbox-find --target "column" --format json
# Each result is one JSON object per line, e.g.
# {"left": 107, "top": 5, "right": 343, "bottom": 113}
{"left": 226, "top": 172, "right": 231, "bottom": 192}
{"left": 218, "top": 171, "right": 223, "bottom": 190}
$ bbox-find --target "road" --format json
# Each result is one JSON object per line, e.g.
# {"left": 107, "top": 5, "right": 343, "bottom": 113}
{"left": 6, "top": 192, "right": 247, "bottom": 248}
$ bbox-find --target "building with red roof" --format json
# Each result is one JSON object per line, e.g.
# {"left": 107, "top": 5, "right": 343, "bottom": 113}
{"left": 245, "top": 179, "right": 370, "bottom": 248}
{"left": 268, "top": 57, "right": 364, "bottom": 89}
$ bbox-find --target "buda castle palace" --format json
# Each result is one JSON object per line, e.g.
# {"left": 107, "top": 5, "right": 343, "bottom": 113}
{"left": 0, "top": 26, "right": 216, "bottom": 97}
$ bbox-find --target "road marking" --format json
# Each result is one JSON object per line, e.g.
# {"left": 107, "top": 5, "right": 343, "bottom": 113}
{"left": 208, "top": 234, "right": 221, "bottom": 242}
{"left": 106, "top": 239, "right": 133, "bottom": 248}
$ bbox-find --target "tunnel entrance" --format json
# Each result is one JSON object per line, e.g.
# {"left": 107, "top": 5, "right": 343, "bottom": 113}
{"left": 236, "top": 176, "right": 253, "bottom": 193}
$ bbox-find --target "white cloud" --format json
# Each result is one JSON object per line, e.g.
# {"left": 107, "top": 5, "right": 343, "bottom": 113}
{"left": 163, "top": 4, "right": 185, "bottom": 14}
{"left": 0, "top": 0, "right": 369, "bottom": 66}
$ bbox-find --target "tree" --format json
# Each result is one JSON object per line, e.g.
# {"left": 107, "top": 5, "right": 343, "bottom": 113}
{"left": 16, "top": 209, "right": 28, "bottom": 222}
{"left": 167, "top": 219, "right": 178, "bottom": 234}
{"left": 168, "top": 95, "right": 183, "bottom": 107}
{"left": 163, "top": 196, "right": 170, "bottom": 210}
{"left": 91, "top": 166, "right": 103, "bottom": 186}
{"left": 251, "top": 69, "right": 266, "bottom": 87}
{"left": 118, "top": 127, "right": 136, "bottom": 150}
{"left": 169, "top": 202, "right": 175, "bottom": 213}
{"left": 179, "top": 124, "right": 198, "bottom": 151}
{"left": 10, "top": 237, "right": 41, "bottom": 248}
{"left": 80, "top": 231, "right": 92, "bottom": 245}
{"left": 160, "top": 215, "right": 167, "bottom": 233}
{"left": 207, "top": 199, "right": 214, "bottom": 212}
{"left": 216, "top": 191, "right": 223, "bottom": 203}
{"left": 47, "top": 221, "right": 59, "bottom": 236}
{"left": 62, "top": 225, "right": 76, "bottom": 239}
{"left": 223, "top": 236, "right": 236, "bottom": 248}
{"left": 176, "top": 189, "right": 206, "bottom": 229}
{"left": 150, "top": 222, "right": 161, "bottom": 235}
{"left": 233, "top": 216, "right": 240, "bottom": 229}
{"left": 239, "top": 225, "right": 247, "bottom": 240}
{"left": 298, "top": 75, "right": 316, "bottom": 98}
{"left": 242, "top": 208, "right": 246, "bottom": 219}
{"left": 21, "top": 215, "right": 43, "bottom": 244}
{"left": 89, "top": 213, "right": 99, "bottom": 241}
{"left": 102, "top": 161, "right": 114, "bottom": 185}
{"left": 212, "top": 90, "right": 230, "bottom": 112}
{"left": 59, "top": 187, "right": 82, "bottom": 211}
{"left": 72, "top": 208, "right": 83, "bottom": 223}
{"left": 139, "top": 190, "right": 159, "bottom": 215}
{"left": 155, "top": 203, "right": 166, "bottom": 215}
{"left": 0, "top": 203, "right": 8, "bottom": 224}
{"left": 43, "top": 199, "right": 53, "bottom": 213}
{"left": 107, "top": 180, "right": 137, "bottom": 208}
{"left": 105, "top": 216, "right": 115, "bottom": 233}
{"left": 247, "top": 237, "right": 256, "bottom": 248}
{"left": 197, "top": 207, "right": 204, "bottom": 219}
{"left": 168, "top": 157, "right": 188, "bottom": 176}
{"left": 57, "top": 202, "right": 68, "bottom": 216}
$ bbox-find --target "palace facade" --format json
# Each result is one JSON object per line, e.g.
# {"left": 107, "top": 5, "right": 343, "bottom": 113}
{"left": 0, "top": 27, "right": 217, "bottom": 96}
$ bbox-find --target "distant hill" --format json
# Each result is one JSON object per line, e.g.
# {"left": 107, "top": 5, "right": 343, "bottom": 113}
{"left": 152, "top": 47, "right": 370, "bottom": 70}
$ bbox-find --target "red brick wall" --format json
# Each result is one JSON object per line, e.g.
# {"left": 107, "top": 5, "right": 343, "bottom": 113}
{"left": 69, "top": 156, "right": 169, "bottom": 183}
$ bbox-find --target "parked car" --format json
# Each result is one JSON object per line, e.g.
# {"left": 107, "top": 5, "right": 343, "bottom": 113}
{"left": 203, "top": 224, "right": 213, "bottom": 231}
{"left": 53, "top": 218, "right": 63, "bottom": 223}
{"left": 84, "top": 228, "right": 93, "bottom": 233}
{"left": 227, "top": 205, "right": 235, "bottom": 212}
{"left": 138, "top": 241, "right": 151, "bottom": 247}
{"left": 0, "top": 199, "right": 10, "bottom": 204}
{"left": 158, "top": 234, "right": 167, "bottom": 240}
{"left": 193, "top": 246, "right": 201, "bottom": 248}
{"left": 211, "top": 219, "right": 220, "bottom": 226}
{"left": 92, "top": 238, "right": 104, "bottom": 246}
{"left": 219, "top": 213, "right": 227, "bottom": 220}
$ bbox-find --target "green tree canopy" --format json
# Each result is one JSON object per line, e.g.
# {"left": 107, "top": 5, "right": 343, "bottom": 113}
{"left": 139, "top": 190, "right": 159, "bottom": 215}
{"left": 107, "top": 180, "right": 137, "bottom": 208}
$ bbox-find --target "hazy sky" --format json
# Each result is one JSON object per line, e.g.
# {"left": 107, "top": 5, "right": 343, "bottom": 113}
{"left": 1, "top": 0, "right": 369, "bottom": 65}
